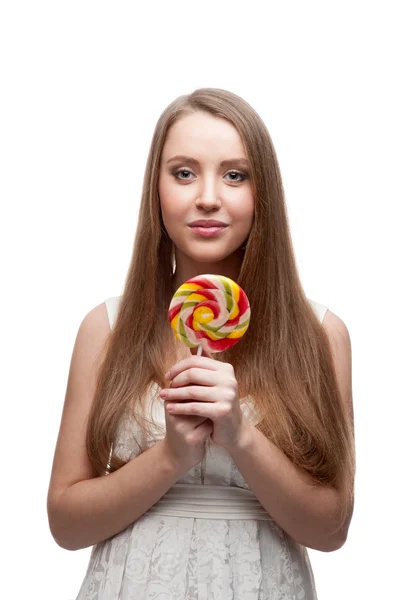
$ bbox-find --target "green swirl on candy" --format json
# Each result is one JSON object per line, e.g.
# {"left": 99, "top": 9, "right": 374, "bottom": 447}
{"left": 168, "top": 274, "right": 251, "bottom": 354}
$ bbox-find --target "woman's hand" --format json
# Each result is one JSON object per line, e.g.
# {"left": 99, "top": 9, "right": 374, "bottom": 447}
{"left": 160, "top": 353, "right": 246, "bottom": 449}
{"left": 163, "top": 410, "right": 213, "bottom": 470}
{"left": 163, "top": 398, "right": 213, "bottom": 472}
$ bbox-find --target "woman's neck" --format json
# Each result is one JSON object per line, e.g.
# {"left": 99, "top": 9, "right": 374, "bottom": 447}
{"left": 172, "top": 249, "right": 244, "bottom": 291}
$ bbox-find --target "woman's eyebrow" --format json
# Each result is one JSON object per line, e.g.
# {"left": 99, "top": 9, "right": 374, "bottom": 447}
{"left": 166, "top": 155, "right": 248, "bottom": 168}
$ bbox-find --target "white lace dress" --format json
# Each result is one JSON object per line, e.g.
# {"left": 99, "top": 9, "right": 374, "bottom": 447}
{"left": 75, "top": 296, "right": 328, "bottom": 600}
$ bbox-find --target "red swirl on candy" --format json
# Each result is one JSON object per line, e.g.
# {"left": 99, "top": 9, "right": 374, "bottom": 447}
{"left": 168, "top": 274, "right": 251, "bottom": 354}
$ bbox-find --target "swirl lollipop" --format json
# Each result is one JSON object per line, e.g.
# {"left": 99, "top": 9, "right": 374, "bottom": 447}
{"left": 168, "top": 274, "right": 250, "bottom": 355}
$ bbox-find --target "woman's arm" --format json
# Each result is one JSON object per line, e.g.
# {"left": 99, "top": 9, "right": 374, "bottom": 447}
{"left": 225, "top": 310, "right": 354, "bottom": 552}
{"left": 47, "top": 303, "right": 186, "bottom": 551}
{"left": 226, "top": 421, "right": 351, "bottom": 552}
{"left": 48, "top": 438, "right": 185, "bottom": 551}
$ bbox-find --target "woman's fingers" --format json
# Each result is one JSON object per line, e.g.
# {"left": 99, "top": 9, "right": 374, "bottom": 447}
{"left": 168, "top": 367, "right": 219, "bottom": 389}
{"left": 161, "top": 385, "right": 215, "bottom": 403}
{"left": 164, "top": 405, "right": 208, "bottom": 427}
{"left": 166, "top": 355, "right": 219, "bottom": 382}
{"left": 166, "top": 401, "right": 229, "bottom": 419}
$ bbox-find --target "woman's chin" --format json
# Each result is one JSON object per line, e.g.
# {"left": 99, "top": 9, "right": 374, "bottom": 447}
{"left": 184, "top": 250, "right": 230, "bottom": 265}
{"left": 174, "top": 239, "right": 244, "bottom": 268}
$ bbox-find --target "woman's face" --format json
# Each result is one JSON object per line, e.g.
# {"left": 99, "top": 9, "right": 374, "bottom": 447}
{"left": 158, "top": 111, "right": 254, "bottom": 273}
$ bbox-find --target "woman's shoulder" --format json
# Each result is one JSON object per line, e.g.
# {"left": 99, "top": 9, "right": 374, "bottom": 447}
{"left": 104, "top": 295, "right": 122, "bottom": 330}
{"left": 307, "top": 297, "right": 329, "bottom": 324}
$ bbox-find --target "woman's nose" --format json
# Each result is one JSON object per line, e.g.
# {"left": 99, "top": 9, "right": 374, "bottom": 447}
{"left": 195, "top": 177, "right": 222, "bottom": 210}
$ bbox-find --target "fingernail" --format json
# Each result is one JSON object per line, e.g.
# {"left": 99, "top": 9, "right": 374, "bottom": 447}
{"left": 165, "top": 371, "right": 171, "bottom": 380}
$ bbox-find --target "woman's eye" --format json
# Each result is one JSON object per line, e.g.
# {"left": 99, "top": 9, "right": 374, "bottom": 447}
{"left": 173, "top": 169, "right": 195, "bottom": 180}
{"left": 172, "top": 168, "right": 247, "bottom": 183}
{"left": 225, "top": 170, "right": 247, "bottom": 183}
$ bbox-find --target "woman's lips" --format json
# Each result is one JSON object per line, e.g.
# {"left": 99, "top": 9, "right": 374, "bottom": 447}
{"left": 189, "top": 226, "right": 227, "bottom": 237}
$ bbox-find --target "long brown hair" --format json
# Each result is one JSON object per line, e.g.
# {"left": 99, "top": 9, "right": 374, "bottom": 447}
{"left": 87, "top": 88, "right": 355, "bottom": 526}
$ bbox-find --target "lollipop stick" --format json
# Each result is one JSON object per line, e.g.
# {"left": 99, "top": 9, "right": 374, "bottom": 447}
{"left": 197, "top": 344, "right": 203, "bottom": 356}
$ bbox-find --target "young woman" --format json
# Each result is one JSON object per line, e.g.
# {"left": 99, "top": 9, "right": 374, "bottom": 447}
{"left": 47, "top": 88, "right": 355, "bottom": 599}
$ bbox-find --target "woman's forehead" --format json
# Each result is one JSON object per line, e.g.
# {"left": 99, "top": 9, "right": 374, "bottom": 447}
{"left": 162, "top": 112, "right": 246, "bottom": 162}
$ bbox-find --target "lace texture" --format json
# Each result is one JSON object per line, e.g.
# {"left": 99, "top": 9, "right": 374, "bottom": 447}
{"left": 75, "top": 391, "right": 318, "bottom": 599}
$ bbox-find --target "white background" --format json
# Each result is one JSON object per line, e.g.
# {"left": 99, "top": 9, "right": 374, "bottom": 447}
{"left": 2, "top": 1, "right": 397, "bottom": 598}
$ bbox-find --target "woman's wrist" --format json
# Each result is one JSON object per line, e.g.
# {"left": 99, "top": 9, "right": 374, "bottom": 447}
{"left": 222, "top": 416, "right": 255, "bottom": 455}
{"left": 158, "top": 438, "right": 191, "bottom": 477}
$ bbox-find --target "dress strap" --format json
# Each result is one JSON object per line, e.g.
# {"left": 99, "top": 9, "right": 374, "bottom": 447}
{"left": 104, "top": 296, "right": 121, "bottom": 330}
{"left": 308, "top": 298, "right": 328, "bottom": 323}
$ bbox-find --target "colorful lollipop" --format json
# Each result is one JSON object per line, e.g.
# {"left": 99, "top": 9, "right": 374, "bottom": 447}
{"left": 168, "top": 274, "right": 251, "bottom": 355}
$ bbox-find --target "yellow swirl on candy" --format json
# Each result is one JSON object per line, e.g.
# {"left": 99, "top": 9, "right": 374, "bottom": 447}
{"left": 168, "top": 274, "right": 251, "bottom": 354}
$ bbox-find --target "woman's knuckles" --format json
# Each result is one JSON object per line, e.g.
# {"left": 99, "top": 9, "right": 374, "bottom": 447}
{"left": 214, "top": 403, "right": 229, "bottom": 418}
{"left": 184, "top": 433, "right": 199, "bottom": 446}
{"left": 216, "top": 386, "right": 237, "bottom": 403}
